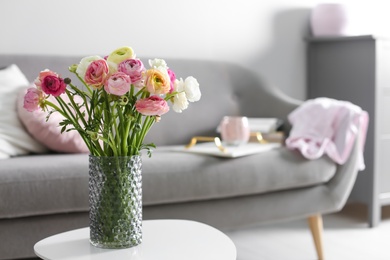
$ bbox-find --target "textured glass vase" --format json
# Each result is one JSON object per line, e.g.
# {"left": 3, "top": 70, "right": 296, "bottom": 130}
{"left": 89, "top": 155, "right": 142, "bottom": 249}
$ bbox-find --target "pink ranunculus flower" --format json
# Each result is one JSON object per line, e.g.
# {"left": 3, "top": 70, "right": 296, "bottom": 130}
{"left": 104, "top": 72, "right": 131, "bottom": 96}
{"left": 167, "top": 69, "right": 176, "bottom": 93}
{"left": 145, "top": 69, "right": 170, "bottom": 95}
{"left": 23, "top": 87, "right": 45, "bottom": 112}
{"left": 75, "top": 55, "right": 102, "bottom": 80}
{"left": 135, "top": 95, "right": 169, "bottom": 116}
{"left": 84, "top": 59, "right": 109, "bottom": 89}
{"left": 118, "top": 59, "right": 145, "bottom": 88}
{"left": 38, "top": 71, "right": 67, "bottom": 97}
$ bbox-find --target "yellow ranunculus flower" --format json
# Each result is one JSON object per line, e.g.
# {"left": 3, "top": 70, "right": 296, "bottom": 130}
{"left": 107, "top": 46, "right": 135, "bottom": 64}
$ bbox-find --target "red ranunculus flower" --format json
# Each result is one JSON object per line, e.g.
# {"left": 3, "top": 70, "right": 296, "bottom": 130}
{"left": 40, "top": 74, "right": 66, "bottom": 97}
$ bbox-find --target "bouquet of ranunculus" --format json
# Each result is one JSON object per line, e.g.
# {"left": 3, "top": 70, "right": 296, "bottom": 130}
{"left": 23, "top": 46, "right": 201, "bottom": 156}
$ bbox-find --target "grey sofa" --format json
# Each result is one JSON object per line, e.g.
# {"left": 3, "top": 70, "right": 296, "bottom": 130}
{"left": 0, "top": 55, "right": 361, "bottom": 260}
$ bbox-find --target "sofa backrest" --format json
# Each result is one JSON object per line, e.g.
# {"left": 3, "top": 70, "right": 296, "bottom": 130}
{"left": 0, "top": 54, "right": 299, "bottom": 146}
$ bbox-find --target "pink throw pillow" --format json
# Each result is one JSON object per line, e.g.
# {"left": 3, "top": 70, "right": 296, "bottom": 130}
{"left": 17, "top": 88, "right": 89, "bottom": 154}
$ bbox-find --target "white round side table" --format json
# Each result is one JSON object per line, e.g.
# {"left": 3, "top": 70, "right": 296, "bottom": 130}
{"left": 34, "top": 219, "right": 237, "bottom": 260}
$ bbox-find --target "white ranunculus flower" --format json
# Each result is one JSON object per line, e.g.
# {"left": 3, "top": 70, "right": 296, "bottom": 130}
{"left": 107, "top": 61, "right": 118, "bottom": 75}
{"left": 174, "top": 78, "right": 184, "bottom": 92}
{"left": 148, "top": 58, "right": 170, "bottom": 81}
{"left": 76, "top": 55, "right": 102, "bottom": 79}
{"left": 172, "top": 79, "right": 189, "bottom": 113}
{"left": 184, "top": 76, "right": 201, "bottom": 102}
{"left": 149, "top": 58, "right": 168, "bottom": 70}
{"left": 173, "top": 91, "right": 189, "bottom": 113}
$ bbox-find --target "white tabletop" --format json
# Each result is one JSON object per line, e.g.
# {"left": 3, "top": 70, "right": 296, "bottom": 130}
{"left": 34, "top": 219, "right": 237, "bottom": 260}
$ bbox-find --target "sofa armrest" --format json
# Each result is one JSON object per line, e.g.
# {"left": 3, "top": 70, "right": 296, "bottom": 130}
{"left": 327, "top": 129, "right": 362, "bottom": 211}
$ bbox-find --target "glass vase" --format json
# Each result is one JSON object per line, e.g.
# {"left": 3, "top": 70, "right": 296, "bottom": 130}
{"left": 89, "top": 155, "right": 142, "bottom": 249}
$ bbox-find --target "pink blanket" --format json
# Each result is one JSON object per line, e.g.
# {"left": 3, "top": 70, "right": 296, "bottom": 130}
{"left": 285, "top": 98, "right": 368, "bottom": 170}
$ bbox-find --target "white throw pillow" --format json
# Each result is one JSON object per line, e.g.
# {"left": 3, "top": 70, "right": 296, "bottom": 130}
{"left": 0, "top": 64, "right": 47, "bottom": 158}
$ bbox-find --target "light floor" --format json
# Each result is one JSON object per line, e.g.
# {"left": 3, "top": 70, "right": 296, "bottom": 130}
{"left": 224, "top": 203, "right": 390, "bottom": 260}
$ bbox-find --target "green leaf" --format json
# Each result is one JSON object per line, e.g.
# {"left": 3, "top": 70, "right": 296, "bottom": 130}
{"left": 134, "top": 123, "right": 142, "bottom": 132}
{"left": 141, "top": 143, "right": 156, "bottom": 158}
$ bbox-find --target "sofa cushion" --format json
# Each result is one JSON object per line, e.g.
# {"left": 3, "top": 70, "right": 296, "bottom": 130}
{"left": 143, "top": 146, "right": 337, "bottom": 205}
{"left": 0, "top": 147, "right": 336, "bottom": 219}
{"left": 0, "top": 154, "right": 89, "bottom": 218}
{"left": 17, "top": 88, "right": 90, "bottom": 154}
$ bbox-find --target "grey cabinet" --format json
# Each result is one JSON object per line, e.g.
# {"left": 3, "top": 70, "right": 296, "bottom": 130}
{"left": 306, "top": 35, "right": 390, "bottom": 227}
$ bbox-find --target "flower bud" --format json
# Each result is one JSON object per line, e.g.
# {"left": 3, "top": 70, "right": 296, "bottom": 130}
{"left": 64, "top": 78, "right": 71, "bottom": 84}
{"left": 69, "top": 64, "right": 78, "bottom": 73}
{"left": 126, "top": 112, "right": 135, "bottom": 121}
{"left": 119, "top": 96, "right": 129, "bottom": 106}
{"left": 134, "top": 123, "right": 141, "bottom": 132}
{"left": 86, "top": 130, "right": 99, "bottom": 141}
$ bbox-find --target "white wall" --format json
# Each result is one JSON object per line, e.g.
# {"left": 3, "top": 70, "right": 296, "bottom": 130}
{"left": 0, "top": 0, "right": 385, "bottom": 100}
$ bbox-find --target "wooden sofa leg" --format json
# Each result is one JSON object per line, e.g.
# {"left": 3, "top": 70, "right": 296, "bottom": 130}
{"left": 308, "top": 214, "right": 324, "bottom": 260}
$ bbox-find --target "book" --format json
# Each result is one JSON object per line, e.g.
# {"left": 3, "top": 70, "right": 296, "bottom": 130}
{"left": 247, "top": 118, "right": 283, "bottom": 133}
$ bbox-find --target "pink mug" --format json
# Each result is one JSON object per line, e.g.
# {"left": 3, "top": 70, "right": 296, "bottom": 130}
{"left": 220, "top": 116, "right": 250, "bottom": 146}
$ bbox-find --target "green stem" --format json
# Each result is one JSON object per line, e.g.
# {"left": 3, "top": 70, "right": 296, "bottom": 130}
{"left": 65, "top": 89, "right": 88, "bottom": 128}
{"left": 70, "top": 70, "right": 93, "bottom": 96}
{"left": 123, "top": 117, "right": 132, "bottom": 156}
{"left": 47, "top": 97, "right": 95, "bottom": 153}
{"left": 44, "top": 100, "right": 68, "bottom": 118}
{"left": 68, "top": 83, "right": 92, "bottom": 120}
{"left": 118, "top": 107, "right": 127, "bottom": 155}
{"left": 129, "top": 112, "right": 142, "bottom": 155}
{"left": 102, "top": 90, "right": 112, "bottom": 155}
{"left": 136, "top": 116, "right": 155, "bottom": 148}
{"left": 108, "top": 132, "right": 118, "bottom": 156}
